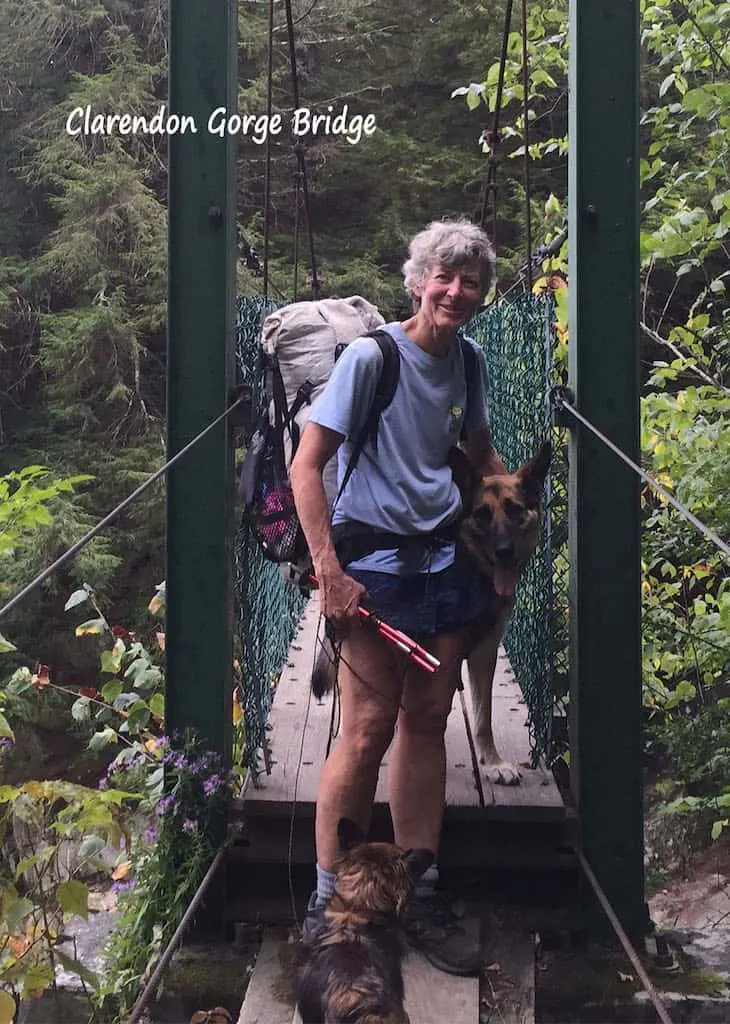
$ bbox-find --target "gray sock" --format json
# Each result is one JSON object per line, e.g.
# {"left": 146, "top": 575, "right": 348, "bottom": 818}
{"left": 314, "top": 863, "right": 336, "bottom": 908}
{"left": 413, "top": 863, "right": 439, "bottom": 898}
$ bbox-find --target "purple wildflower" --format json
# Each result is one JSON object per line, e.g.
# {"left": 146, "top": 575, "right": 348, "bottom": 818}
{"left": 98, "top": 778, "right": 108, "bottom": 790}
{"left": 203, "top": 775, "right": 221, "bottom": 797}
{"left": 0, "top": 738, "right": 13, "bottom": 753}
{"left": 182, "top": 819, "right": 197, "bottom": 834}
{"left": 112, "top": 879, "right": 136, "bottom": 895}
{"left": 155, "top": 794, "right": 177, "bottom": 817}
{"left": 143, "top": 826, "right": 158, "bottom": 844}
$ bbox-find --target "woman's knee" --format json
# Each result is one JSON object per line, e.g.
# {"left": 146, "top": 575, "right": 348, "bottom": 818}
{"left": 341, "top": 712, "right": 396, "bottom": 766}
{"left": 398, "top": 697, "right": 452, "bottom": 741}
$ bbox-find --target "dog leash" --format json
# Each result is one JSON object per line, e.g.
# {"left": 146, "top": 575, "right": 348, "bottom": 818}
{"left": 305, "top": 573, "right": 440, "bottom": 673}
{"left": 456, "top": 681, "right": 489, "bottom": 810}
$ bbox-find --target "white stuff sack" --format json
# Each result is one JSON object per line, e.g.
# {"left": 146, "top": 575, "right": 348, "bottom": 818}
{"left": 261, "top": 296, "right": 385, "bottom": 503}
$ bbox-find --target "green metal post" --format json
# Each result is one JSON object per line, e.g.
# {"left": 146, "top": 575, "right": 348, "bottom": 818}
{"left": 166, "top": 0, "right": 237, "bottom": 761}
{"left": 568, "top": 0, "right": 648, "bottom": 936}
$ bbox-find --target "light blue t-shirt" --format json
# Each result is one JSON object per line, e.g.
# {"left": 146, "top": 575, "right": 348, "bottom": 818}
{"left": 308, "top": 322, "right": 490, "bottom": 574}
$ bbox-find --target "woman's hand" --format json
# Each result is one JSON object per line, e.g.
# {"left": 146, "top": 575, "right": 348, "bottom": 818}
{"left": 316, "top": 559, "right": 367, "bottom": 635}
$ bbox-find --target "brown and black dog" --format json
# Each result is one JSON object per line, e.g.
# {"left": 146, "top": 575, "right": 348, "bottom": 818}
{"left": 294, "top": 818, "right": 432, "bottom": 1024}
{"left": 452, "top": 440, "right": 551, "bottom": 783}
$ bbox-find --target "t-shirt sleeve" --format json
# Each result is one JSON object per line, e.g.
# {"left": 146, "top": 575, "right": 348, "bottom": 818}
{"left": 308, "top": 336, "right": 384, "bottom": 440}
{"left": 464, "top": 338, "right": 490, "bottom": 432}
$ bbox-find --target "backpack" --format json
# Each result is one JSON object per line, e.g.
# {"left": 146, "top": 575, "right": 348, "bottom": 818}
{"left": 240, "top": 296, "right": 478, "bottom": 571}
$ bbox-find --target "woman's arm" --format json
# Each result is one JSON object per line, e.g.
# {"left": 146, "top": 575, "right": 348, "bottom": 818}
{"left": 290, "top": 422, "right": 366, "bottom": 627}
{"left": 463, "top": 425, "right": 509, "bottom": 477}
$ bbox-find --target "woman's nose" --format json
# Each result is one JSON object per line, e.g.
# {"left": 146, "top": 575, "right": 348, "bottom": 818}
{"left": 446, "top": 276, "right": 463, "bottom": 296}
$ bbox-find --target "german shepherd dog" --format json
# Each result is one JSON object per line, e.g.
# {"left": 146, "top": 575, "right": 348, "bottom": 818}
{"left": 453, "top": 440, "right": 551, "bottom": 783}
{"left": 294, "top": 818, "right": 433, "bottom": 1024}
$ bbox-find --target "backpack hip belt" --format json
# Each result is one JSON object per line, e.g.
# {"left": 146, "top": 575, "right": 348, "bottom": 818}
{"left": 331, "top": 518, "right": 463, "bottom": 569}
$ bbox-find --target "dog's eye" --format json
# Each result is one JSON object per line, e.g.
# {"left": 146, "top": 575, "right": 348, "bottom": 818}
{"left": 504, "top": 499, "right": 525, "bottom": 521}
{"left": 473, "top": 505, "right": 492, "bottom": 525}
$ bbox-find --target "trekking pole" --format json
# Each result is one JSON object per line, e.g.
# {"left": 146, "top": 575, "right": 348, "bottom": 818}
{"left": 306, "top": 574, "right": 440, "bottom": 673}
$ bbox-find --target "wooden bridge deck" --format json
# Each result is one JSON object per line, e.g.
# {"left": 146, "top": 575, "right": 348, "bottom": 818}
{"left": 233, "top": 598, "right": 567, "bottom": 1024}
{"left": 233, "top": 597, "right": 564, "bottom": 871}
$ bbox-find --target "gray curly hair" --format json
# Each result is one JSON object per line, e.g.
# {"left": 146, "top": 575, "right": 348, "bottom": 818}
{"left": 402, "top": 219, "right": 496, "bottom": 302}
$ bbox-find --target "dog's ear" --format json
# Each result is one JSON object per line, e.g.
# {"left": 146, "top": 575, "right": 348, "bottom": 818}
{"left": 337, "top": 818, "right": 366, "bottom": 852}
{"left": 404, "top": 848, "right": 435, "bottom": 882}
{"left": 518, "top": 440, "right": 551, "bottom": 503}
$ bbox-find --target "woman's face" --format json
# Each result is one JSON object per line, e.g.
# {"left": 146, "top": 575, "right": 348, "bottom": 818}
{"left": 414, "top": 261, "right": 484, "bottom": 333}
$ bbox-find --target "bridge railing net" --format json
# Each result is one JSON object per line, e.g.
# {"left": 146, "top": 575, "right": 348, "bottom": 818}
{"left": 234, "top": 296, "right": 307, "bottom": 773}
{"left": 234, "top": 293, "right": 567, "bottom": 770}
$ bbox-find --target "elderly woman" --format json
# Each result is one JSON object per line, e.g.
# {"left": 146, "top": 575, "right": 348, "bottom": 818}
{"left": 290, "top": 219, "right": 507, "bottom": 975}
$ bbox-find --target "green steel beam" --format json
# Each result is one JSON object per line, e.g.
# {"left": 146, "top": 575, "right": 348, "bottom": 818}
{"left": 166, "top": 0, "right": 237, "bottom": 761}
{"left": 568, "top": 0, "right": 648, "bottom": 936}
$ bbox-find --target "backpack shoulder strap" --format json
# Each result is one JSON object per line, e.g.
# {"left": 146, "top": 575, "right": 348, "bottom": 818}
{"left": 334, "top": 328, "right": 400, "bottom": 507}
{"left": 459, "top": 336, "right": 478, "bottom": 442}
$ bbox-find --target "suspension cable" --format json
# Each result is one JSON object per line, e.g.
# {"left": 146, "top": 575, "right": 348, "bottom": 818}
{"left": 520, "top": 0, "right": 533, "bottom": 291}
{"left": 552, "top": 389, "right": 730, "bottom": 560}
{"left": 574, "top": 845, "right": 675, "bottom": 1024}
{"left": 0, "top": 395, "right": 248, "bottom": 623}
{"left": 480, "top": 0, "right": 514, "bottom": 261}
{"left": 126, "top": 836, "right": 234, "bottom": 1024}
{"left": 283, "top": 0, "right": 320, "bottom": 298}
{"left": 262, "top": 0, "right": 275, "bottom": 300}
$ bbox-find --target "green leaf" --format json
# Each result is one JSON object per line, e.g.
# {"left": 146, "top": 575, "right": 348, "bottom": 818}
{"left": 659, "top": 73, "right": 675, "bottom": 96}
{"left": 100, "top": 648, "right": 123, "bottom": 674}
{"left": 75, "top": 618, "right": 107, "bottom": 637}
{"left": 0, "top": 712, "right": 14, "bottom": 742}
{"left": 711, "top": 819, "right": 727, "bottom": 840}
{"left": 101, "top": 679, "right": 123, "bottom": 703}
{"left": 64, "top": 588, "right": 89, "bottom": 611}
{"left": 77, "top": 835, "right": 106, "bottom": 861}
{"left": 71, "top": 697, "right": 91, "bottom": 722}
{"left": 56, "top": 879, "right": 89, "bottom": 920}
{"left": 0, "top": 632, "right": 17, "bottom": 653}
{"left": 3, "top": 895, "right": 34, "bottom": 933}
{"left": 22, "top": 960, "right": 55, "bottom": 998}
{"left": 0, "top": 990, "right": 16, "bottom": 1024}
{"left": 149, "top": 692, "right": 165, "bottom": 719}
{"left": 87, "top": 728, "right": 118, "bottom": 753}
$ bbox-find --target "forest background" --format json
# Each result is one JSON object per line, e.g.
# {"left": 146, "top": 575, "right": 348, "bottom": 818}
{"left": 0, "top": 0, "right": 729, "bottom": 1010}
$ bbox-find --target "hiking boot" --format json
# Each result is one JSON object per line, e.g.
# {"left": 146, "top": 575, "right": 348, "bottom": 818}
{"left": 300, "top": 890, "right": 327, "bottom": 945}
{"left": 403, "top": 889, "right": 482, "bottom": 976}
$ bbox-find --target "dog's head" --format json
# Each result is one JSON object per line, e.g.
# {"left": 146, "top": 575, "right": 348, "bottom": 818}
{"left": 332, "top": 818, "right": 433, "bottom": 917}
{"left": 458, "top": 441, "right": 551, "bottom": 599}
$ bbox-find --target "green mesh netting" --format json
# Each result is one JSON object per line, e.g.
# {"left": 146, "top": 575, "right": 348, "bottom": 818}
{"left": 234, "top": 296, "right": 307, "bottom": 773}
{"left": 233, "top": 292, "right": 565, "bottom": 770}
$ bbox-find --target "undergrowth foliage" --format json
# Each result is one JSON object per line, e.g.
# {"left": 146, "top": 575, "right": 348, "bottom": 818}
{"left": 97, "top": 732, "right": 232, "bottom": 1019}
{"left": 1, "top": 581, "right": 239, "bottom": 1021}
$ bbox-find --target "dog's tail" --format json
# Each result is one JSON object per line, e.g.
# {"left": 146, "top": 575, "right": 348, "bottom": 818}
{"left": 311, "top": 632, "right": 339, "bottom": 700}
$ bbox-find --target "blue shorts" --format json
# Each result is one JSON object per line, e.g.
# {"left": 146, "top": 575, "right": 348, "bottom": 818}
{"left": 347, "top": 560, "right": 500, "bottom": 640}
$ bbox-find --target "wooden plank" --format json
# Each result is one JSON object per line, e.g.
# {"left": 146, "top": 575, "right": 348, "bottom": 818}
{"left": 241, "top": 931, "right": 480, "bottom": 1024}
{"left": 403, "top": 949, "right": 479, "bottom": 1023}
{"left": 482, "top": 927, "right": 535, "bottom": 1024}
{"left": 451, "top": 653, "right": 564, "bottom": 816}
{"left": 243, "top": 610, "right": 563, "bottom": 822}
{"left": 237, "top": 931, "right": 297, "bottom": 1024}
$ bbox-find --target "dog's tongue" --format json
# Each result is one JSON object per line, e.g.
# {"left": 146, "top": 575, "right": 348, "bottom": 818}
{"left": 493, "top": 565, "right": 520, "bottom": 598}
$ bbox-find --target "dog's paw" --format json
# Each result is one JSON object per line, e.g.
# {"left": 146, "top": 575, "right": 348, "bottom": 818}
{"left": 479, "top": 755, "right": 522, "bottom": 786}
